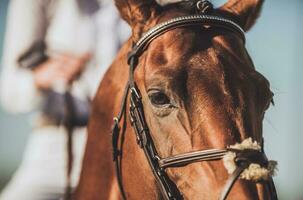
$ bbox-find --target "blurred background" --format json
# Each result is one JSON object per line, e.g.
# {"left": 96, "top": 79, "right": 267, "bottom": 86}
{"left": 0, "top": 0, "right": 302, "bottom": 200}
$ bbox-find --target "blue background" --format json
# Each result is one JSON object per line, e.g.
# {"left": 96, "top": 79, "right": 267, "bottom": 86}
{"left": 0, "top": 0, "right": 302, "bottom": 199}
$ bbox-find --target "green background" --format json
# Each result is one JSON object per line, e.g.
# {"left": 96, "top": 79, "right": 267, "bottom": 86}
{"left": 0, "top": 0, "right": 302, "bottom": 199}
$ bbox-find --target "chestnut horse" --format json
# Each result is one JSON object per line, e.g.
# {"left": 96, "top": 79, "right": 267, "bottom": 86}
{"left": 74, "top": 0, "right": 276, "bottom": 199}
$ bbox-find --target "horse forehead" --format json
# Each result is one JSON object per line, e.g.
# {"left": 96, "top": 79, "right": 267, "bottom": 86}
{"left": 143, "top": 27, "right": 249, "bottom": 86}
{"left": 145, "top": 38, "right": 214, "bottom": 75}
{"left": 146, "top": 30, "right": 195, "bottom": 62}
{"left": 144, "top": 47, "right": 222, "bottom": 86}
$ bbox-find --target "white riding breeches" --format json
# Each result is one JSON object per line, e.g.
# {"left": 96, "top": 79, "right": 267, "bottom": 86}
{"left": 0, "top": 126, "right": 87, "bottom": 200}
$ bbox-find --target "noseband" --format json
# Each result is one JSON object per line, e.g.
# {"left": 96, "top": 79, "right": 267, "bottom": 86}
{"left": 111, "top": 12, "right": 277, "bottom": 200}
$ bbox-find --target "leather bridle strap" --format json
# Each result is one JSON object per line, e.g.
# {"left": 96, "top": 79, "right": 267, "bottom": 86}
{"left": 220, "top": 163, "right": 248, "bottom": 200}
{"left": 112, "top": 82, "right": 130, "bottom": 200}
{"left": 129, "top": 81, "right": 182, "bottom": 200}
{"left": 158, "top": 148, "right": 278, "bottom": 200}
{"left": 128, "top": 14, "right": 245, "bottom": 61}
{"left": 159, "top": 149, "right": 227, "bottom": 168}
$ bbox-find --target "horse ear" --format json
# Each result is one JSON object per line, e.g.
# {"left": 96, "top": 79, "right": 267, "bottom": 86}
{"left": 114, "top": 0, "right": 159, "bottom": 40}
{"left": 217, "top": 0, "right": 265, "bottom": 32}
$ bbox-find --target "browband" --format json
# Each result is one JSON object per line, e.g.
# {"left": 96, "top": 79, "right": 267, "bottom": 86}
{"left": 128, "top": 14, "right": 245, "bottom": 62}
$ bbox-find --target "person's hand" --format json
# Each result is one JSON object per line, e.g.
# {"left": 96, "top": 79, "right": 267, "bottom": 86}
{"left": 33, "top": 53, "right": 91, "bottom": 90}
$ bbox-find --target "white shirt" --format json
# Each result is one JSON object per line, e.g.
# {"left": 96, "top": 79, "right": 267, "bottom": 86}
{"left": 0, "top": 1, "right": 130, "bottom": 198}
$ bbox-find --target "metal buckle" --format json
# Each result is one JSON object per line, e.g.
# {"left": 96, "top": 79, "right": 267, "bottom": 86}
{"left": 196, "top": 0, "right": 213, "bottom": 14}
{"left": 130, "top": 86, "right": 141, "bottom": 101}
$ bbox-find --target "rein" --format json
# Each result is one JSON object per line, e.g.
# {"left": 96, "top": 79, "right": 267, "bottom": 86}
{"left": 111, "top": 9, "right": 277, "bottom": 200}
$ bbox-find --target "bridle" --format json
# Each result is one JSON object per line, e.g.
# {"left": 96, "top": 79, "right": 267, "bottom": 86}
{"left": 112, "top": 13, "right": 278, "bottom": 200}
{"left": 111, "top": 8, "right": 278, "bottom": 200}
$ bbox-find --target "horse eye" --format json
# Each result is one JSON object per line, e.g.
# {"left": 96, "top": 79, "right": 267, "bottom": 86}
{"left": 148, "top": 91, "right": 170, "bottom": 106}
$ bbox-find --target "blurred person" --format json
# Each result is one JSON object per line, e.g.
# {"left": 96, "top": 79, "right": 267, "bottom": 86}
{"left": 0, "top": 0, "right": 129, "bottom": 199}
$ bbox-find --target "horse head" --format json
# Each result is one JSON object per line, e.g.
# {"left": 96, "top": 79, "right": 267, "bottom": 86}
{"left": 75, "top": 0, "right": 277, "bottom": 199}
